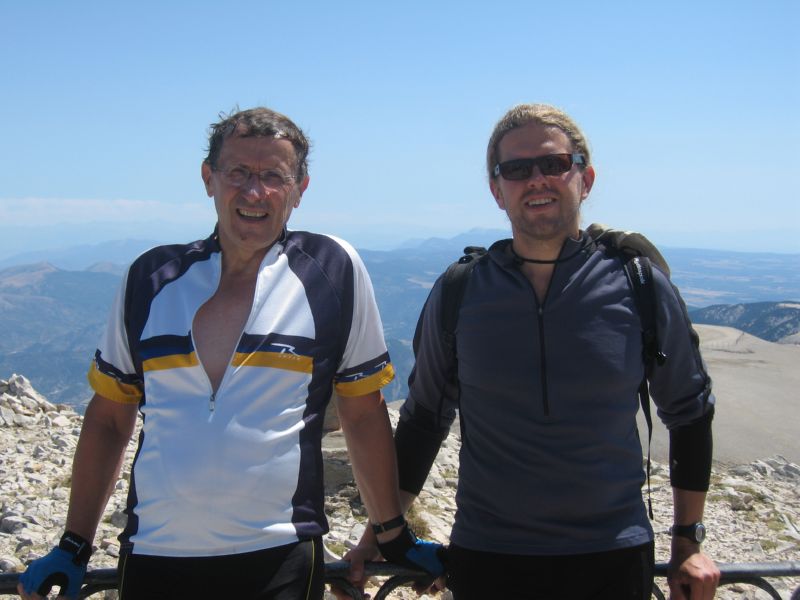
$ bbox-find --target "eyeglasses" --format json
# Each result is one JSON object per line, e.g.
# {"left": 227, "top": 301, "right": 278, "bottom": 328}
{"left": 493, "top": 153, "right": 586, "bottom": 180}
{"left": 213, "top": 165, "right": 296, "bottom": 190}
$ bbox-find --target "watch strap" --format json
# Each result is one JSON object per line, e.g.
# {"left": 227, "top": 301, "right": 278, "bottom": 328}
{"left": 670, "top": 522, "right": 705, "bottom": 543}
{"left": 371, "top": 515, "right": 407, "bottom": 535}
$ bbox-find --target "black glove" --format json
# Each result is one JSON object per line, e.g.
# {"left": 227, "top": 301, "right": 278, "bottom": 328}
{"left": 377, "top": 522, "right": 446, "bottom": 577}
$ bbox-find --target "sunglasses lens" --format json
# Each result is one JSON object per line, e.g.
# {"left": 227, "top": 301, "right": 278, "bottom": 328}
{"left": 499, "top": 159, "right": 533, "bottom": 180}
{"left": 538, "top": 154, "right": 573, "bottom": 176}
{"left": 497, "top": 154, "right": 575, "bottom": 180}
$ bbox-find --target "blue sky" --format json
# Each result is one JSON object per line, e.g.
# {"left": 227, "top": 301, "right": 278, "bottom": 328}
{"left": 1, "top": 0, "right": 798, "bottom": 259}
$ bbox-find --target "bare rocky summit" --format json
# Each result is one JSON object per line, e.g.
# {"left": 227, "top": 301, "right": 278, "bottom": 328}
{"left": 1, "top": 374, "right": 798, "bottom": 599}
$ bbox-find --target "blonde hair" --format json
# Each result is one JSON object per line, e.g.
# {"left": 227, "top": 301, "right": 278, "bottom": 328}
{"left": 486, "top": 104, "right": 591, "bottom": 178}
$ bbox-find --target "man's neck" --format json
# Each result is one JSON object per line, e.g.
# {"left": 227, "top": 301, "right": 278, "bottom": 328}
{"left": 218, "top": 236, "right": 280, "bottom": 282}
{"left": 509, "top": 229, "right": 581, "bottom": 303}
{"left": 510, "top": 230, "right": 575, "bottom": 263}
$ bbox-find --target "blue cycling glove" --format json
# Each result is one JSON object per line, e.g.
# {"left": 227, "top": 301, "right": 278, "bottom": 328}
{"left": 20, "top": 531, "right": 91, "bottom": 599}
{"left": 377, "top": 522, "right": 446, "bottom": 577}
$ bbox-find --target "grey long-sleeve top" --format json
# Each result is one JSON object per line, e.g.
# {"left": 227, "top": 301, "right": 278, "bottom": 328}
{"left": 399, "top": 233, "right": 714, "bottom": 555}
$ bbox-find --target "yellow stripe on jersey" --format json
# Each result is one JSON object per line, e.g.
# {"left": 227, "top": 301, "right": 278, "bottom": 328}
{"left": 232, "top": 351, "right": 314, "bottom": 374}
{"left": 335, "top": 364, "right": 395, "bottom": 398}
{"left": 87, "top": 362, "right": 141, "bottom": 405}
{"left": 142, "top": 352, "right": 200, "bottom": 372}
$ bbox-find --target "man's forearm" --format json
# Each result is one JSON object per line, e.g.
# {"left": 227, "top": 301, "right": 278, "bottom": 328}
{"left": 65, "top": 396, "right": 137, "bottom": 541}
{"left": 672, "top": 488, "right": 707, "bottom": 525}
{"left": 338, "top": 393, "right": 404, "bottom": 541}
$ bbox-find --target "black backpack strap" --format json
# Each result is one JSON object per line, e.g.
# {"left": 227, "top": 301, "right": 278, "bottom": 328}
{"left": 623, "top": 255, "right": 667, "bottom": 520}
{"left": 411, "top": 246, "right": 487, "bottom": 399}
{"left": 588, "top": 224, "right": 672, "bottom": 519}
{"left": 439, "top": 246, "right": 487, "bottom": 352}
{"left": 625, "top": 256, "right": 668, "bottom": 370}
{"left": 411, "top": 246, "right": 485, "bottom": 352}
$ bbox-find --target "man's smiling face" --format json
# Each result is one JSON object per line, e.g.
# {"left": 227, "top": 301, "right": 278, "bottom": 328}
{"left": 202, "top": 133, "right": 308, "bottom": 261}
{"left": 490, "top": 122, "right": 594, "bottom": 247}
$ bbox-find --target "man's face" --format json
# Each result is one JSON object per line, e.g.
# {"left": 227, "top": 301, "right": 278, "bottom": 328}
{"left": 201, "top": 134, "right": 309, "bottom": 259}
{"left": 490, "top": 123, "right": 595, "bottom": 246}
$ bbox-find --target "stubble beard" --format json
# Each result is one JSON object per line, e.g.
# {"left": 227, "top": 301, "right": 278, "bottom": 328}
{"left": 510, "top": 205, "right": 581, "bottom": 247}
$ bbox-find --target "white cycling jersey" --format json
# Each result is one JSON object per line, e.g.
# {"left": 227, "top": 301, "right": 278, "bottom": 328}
{"left": 89, "top": 229, "right": 394, "bottom": 557}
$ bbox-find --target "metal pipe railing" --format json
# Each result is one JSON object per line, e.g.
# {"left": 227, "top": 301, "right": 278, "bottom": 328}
{"left": 0, "top": 560, "right": 798, "bottom": 599}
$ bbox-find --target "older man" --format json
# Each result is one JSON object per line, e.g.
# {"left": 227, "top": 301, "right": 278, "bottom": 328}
{"left": 19, "top": 107, "right": 443, "bottom": 600}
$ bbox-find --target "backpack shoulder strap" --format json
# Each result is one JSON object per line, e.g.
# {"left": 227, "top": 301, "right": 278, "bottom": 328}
{"left": 622, "top": 255, "right": 662, "bottom": 519}
{"left": 624, "top": 256, "right": 668, "bottom": 370}
{"left": 408, "top": 246, "right": 487, "bottom": 437}
{"left": 586, "top": 223, "right": 670, "bottom": 277}
{"left": 439, "top": 246, "right": 487, "bottom": 350}
{"left": 412, "top": 246, "right": 487, "bottom": 359}
{"left": 588, "top": 224, "right": 669, "bottom": 520}
{"left": 587, "top": 223, "right": 669, "bottom": 370}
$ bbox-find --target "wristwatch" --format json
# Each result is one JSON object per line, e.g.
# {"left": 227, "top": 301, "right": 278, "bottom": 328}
{"left": 670, "top": 522, "right": 706, "bottom": 543}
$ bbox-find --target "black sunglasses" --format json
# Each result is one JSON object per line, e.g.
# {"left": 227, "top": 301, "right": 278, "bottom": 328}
{"left": 493, "top": 153, "right": 586, "bottom": 180}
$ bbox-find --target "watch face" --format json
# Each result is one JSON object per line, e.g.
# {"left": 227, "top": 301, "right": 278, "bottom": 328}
{"left": 694, "top": 523, "right": 706, "bottom": 543}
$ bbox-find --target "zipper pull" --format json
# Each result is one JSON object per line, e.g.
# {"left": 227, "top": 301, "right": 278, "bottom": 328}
{"left": 209, "top": 391, "right": 216, "bottom": 414}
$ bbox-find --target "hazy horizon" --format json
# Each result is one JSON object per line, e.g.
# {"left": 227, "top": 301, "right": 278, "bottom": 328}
{"left": 3, "top": 223, "right": 800, "bottom": 268}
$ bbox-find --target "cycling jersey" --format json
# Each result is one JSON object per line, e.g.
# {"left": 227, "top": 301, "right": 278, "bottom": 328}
{"left": 89, "top": 229, "right": 394, "bottom": 557}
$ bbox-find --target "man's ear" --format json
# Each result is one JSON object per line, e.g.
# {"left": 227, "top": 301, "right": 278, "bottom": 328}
{"left": 490, "top": 178, "right": 506, "bottom": 210}
{"left": 580, "top": 165, "right": 596, "bottom": 201}
{"left": 293, "top": 176, "right": 310, "bottom": 208}
{"left": 201, "top": 162, "right": 214, "bottom": 197}
{"left": 298, "top": 175, "right": 310, "bottom": 195}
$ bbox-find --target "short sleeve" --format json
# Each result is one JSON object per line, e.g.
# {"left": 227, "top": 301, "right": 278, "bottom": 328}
{"left": 333, "top": 241, "right": 394, "bottom": 397}
{"left": 87, "top": 269, "right": 142, "bottom": 404}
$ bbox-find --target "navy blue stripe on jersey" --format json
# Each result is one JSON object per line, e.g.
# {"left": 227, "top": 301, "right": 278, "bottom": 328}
{"left": 93, "top": 349, "right": 142, "bottom": 387}
{"left": 138, "top": 334, "right": 195, "bottom": 361}
{"left": 283, "top": 233, "right": 355, "bottom": 538}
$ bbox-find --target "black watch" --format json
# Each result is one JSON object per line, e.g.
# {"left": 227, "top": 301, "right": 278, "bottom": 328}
{"left": 670, "top": 522, "right": 706, "bottom": 543}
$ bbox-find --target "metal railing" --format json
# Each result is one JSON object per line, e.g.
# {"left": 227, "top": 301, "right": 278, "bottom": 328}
{"left": 1, "top": 560, "right": 798, "bottom": 599}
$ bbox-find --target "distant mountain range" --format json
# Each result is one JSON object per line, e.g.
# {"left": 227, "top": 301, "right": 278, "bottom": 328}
{"left": 688, "top": 301, "right": 800, "bottom": 343}
{"left": 0, "top": 263, "right": 119, "bottom": 410}
{"left": 0, "top": 239, "right": 160, "bottom": 273}
{"left": 1, "top": 230, "right": 798, "bottom": 409}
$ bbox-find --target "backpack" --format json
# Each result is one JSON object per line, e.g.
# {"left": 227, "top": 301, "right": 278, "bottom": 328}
{"left": 412, "top": 224, "right": 670, "bottom": 518}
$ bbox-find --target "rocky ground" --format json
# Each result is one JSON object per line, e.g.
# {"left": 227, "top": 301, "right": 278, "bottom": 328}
{"left": 1, "top": 374, "right": 798, "bottom": 599}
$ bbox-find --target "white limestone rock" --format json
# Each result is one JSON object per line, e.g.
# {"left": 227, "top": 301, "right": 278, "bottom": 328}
{"left": 0, "top": 380, "right": 798, "bottom": 600}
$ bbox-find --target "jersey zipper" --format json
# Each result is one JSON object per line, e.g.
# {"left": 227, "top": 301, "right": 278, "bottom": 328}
{"left": 198, "top": 248, "right": 272, "bottom": 420}
{"left": 198, "top": 325, "right": 248, "bottom": 421}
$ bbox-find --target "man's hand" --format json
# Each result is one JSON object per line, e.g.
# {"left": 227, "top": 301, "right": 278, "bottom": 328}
{"left": 17, "top": 548, "right": 88, "bottom": 600}
{"left": 667, "top": 539, "right": 720, "bottom": 600}
{"left": 18, "top": 531, "right": 92, "bottom": 600}
{"left": 378, "top": 523, "right": 447, "bottom": 578}
{"left": 330, "top": 541, "right": 382, "bottom": 600}
{"left": 331, "top": 526, "right": 447, "bottom": 600}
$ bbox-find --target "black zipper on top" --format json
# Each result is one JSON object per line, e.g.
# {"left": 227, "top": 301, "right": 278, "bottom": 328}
{"left": 514, "top": 236, "right": 585, "bottom": 419}
{"left": 536, "top": 303, "right": 550, "bottom": 416}
{"left": 527, "top": 259, "right": 559, "bottom": 418}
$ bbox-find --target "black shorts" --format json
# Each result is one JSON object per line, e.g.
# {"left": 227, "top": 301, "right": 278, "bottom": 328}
{"left": 446, "top": 541, "right": 655, "bottom": 600}
{"left": 118, "top": 538, "right": 324, "bottom": 600}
